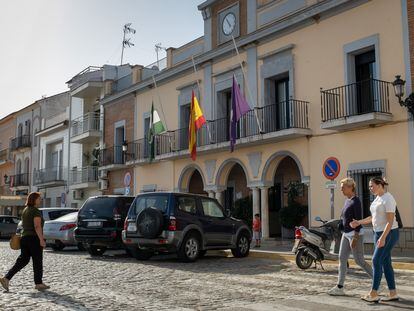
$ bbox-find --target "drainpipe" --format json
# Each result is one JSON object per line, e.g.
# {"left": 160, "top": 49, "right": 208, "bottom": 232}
{"left": 67, "top": 95, "right": 72, "bottom": 207}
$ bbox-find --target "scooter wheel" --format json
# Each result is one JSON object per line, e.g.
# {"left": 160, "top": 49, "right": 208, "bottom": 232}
{"left": 296, "top": 248, "right": 314, "bottom": 270}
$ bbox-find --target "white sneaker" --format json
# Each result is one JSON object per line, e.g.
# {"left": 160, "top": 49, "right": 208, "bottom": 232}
{"left": 328, "top": 285, "right": 345, "bottom": 296}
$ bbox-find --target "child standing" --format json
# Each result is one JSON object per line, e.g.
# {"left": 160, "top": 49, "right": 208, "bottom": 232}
{"left": 252, "top": 213, "right": 261, "bottom": 247}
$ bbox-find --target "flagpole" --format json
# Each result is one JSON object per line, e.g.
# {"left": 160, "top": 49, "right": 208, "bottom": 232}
{"left": 191, "top": 55, "right": 213, "bottom": 143}
{"left": 231, "top": 35, "right": 263, "bottom": 134}
{"left": 152, "top": 75, "right": 168, "bottom": 132}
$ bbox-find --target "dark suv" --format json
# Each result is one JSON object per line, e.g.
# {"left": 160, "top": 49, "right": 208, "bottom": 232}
{"left": 122, "top": 192, "right": 251, "bottom": 262}
{"left": 74, "top": 195, "right": 134, "bottom": 256}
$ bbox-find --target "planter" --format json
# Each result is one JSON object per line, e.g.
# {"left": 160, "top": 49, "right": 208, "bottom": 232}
{"left": 281, "top": 226, "right": 294, "bottom": 239}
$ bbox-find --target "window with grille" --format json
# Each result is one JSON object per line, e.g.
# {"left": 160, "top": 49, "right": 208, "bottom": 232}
{"left": 347, "top": 168, "right": 384, "bottom": 219}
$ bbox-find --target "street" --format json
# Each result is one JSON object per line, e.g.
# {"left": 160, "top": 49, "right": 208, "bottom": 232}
{"left": 0, "top": 241, "right": 413, "bottom": 311}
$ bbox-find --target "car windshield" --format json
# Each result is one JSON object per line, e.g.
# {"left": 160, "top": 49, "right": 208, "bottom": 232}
{"left": 53, "top": 212, "right": 78, "bottom": 222}
{"left": 79, "top": 197, "right": 133, "bottom": 218}
{"left": 129, "top": 195, "right": 169, "bottom": 217}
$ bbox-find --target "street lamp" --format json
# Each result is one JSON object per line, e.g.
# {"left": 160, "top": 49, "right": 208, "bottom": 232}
{"left": 122, "top": 140, "right": 128, "bottom": 153}
{"left": 392, "top": 75, "right": 414, "bottom": 117}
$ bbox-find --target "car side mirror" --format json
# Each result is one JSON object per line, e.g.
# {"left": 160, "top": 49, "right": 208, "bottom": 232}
{"left": 224, "top": 209, "right": 231, "bottom": 218}
{"left": 314, "top": 216, "right": 322, "bottom": 222}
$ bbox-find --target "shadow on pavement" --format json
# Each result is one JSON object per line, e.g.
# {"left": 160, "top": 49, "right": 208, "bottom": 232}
{"left": 28, "top": 290, "right": 92, "bottom": 311}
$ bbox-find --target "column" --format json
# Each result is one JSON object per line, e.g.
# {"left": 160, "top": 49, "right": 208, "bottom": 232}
{"left": 215, "top": 190, "right": 224, "bottom": 207}
{"left": 260, "top": 187, "right": 269, "bottom": 239}
{"left": 251, "top": 187, "right": 260, "bottom": 216}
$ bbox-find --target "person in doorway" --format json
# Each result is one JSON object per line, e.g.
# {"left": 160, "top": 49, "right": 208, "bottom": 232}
{"left": 0, "top": 192, "right": 50, "bottom": 292}
{"left": 253, "top": 213, "right": 261, "bottom": 248}
{"left": 351, "top": 177, "right": 400, "bottom": 302}
{"left": 328, "top": 178, "right": 372, "bottom": 296}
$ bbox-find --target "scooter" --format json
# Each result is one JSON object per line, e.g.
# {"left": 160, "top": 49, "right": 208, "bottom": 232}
{"left": 292, "top": 216, "right": 343, "bottom": 270}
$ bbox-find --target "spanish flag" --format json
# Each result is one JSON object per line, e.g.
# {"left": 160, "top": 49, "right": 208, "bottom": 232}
{"left": 189, "top": 90, "right": 206, "bottom": 161}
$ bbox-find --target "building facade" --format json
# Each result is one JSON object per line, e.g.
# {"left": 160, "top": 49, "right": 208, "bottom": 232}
{"left": 99, "top": 0, "right": 414, "bottom": 251}
{"left": 33, "top": 92, "right": 71, "bottom": 208}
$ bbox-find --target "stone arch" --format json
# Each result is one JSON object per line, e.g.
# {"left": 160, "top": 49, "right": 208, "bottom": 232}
{"left": 177, "top": 164, "right": 207, "bottom": 193}
{"left": 215, "top": 158, "right": 250, "bottom": 188}
{"left": 261, "top": 151, "right": 305, "bottom": 184}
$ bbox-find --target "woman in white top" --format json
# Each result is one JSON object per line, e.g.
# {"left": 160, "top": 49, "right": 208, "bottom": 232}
{"left": 350, "top": 177, "right": 399, "bottom": 302}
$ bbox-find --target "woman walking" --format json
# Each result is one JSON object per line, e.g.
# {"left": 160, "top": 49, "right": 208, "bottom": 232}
{"left": 0, "top": 192, "right": 50, "bottom": 292}
{"left": 328, "top": 178, "right": 372, "bottom": 296}
{"left": 351, "top": 177, "right": 400, "bottom": 302}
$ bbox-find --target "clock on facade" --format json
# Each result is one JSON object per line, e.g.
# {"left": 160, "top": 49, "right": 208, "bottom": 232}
{"left": 222, "top": 12, "right": 236, "bottom": 36}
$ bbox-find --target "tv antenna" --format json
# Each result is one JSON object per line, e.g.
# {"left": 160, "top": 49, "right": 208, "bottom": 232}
{"left": 155, "top": 43, "right": 167, "bottom": 69}
{"left": 121, "top": 23, "right": 136, "bottom": 65}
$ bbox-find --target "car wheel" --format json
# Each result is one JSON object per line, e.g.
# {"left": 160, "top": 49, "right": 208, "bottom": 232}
{"left": 87, "top": 245, "right": 107, "bottom": 257}
{"left": 136, "top": 207, "right": 164, "bottom": 239}
{"left": 51, "top": 241, "right": 65, "bottom": 251}
{"left": 231, "top": 232, "right": 250, "bottom": 258}
{"left": 128, "top": 247, "right": 153, "bottom": 260}
{"left": 295, "top": 248, "right": 314, "bottom": 270}
{"left": 178, "top": 233, "right": 200, "bottom": 262}
{"left": 77, "top": 243, "right": 86, "bottom": 251}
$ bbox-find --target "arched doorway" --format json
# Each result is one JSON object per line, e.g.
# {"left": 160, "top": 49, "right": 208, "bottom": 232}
{"left": 178, "top": 165, "right": 207, "bottom": 196}
{"left": 216, "top": 160, "right": 251, "bottom": 224}
{"left": 188, "top": 170, "right": 207, "bottom": 195}
{"left": 268, "top": 156, "right": 308, "bottom": 238}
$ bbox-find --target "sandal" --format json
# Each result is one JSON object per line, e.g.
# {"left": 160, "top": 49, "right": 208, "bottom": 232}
{"left": 380, "top": 295, "right": 400, "bottom": 302}
{"left": 361, "top": 294, "right": 380, "bottom": 303}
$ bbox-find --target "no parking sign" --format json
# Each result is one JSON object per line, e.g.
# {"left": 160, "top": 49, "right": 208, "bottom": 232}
{"left": 322, "top": 157, "right": 341, "bottom": 180}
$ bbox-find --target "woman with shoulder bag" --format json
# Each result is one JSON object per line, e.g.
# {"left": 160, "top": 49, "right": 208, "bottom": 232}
{"left": 0, "top": 192, "right": 50, "bottom": 292}
{"left": 350, "top": 177, "right": 400, "bottom": 302}
{"left": 328, "top": 178, "right": 372, "bottom": 296}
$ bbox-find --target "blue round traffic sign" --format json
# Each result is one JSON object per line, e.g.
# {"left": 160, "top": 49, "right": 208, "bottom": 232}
{"left": 323, "top": 157, "right": 341, "bottom": 180}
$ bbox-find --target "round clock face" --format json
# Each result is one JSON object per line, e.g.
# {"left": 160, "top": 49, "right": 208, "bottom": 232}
{"left": 222, "top": 12, "right": 236, "bottom": 36}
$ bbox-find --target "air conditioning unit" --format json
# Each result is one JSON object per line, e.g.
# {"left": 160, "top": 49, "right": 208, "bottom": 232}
{"left": 99, "top": 179, "right": 108, "bottom": 190}
{"left": 99, "top": 170, "right": 108, "bottom": 179}
{"left": 72, "top": 190, "right": 84, "bottom": 200}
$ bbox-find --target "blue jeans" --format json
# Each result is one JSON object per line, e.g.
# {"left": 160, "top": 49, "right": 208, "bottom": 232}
{"left": 372, "top": 229, "right": 399, "bottom": 291}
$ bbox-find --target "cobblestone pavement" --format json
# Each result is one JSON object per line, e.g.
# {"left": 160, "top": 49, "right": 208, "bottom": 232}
{"left": 0, "top": 241, "right": 413, "bottom": 311}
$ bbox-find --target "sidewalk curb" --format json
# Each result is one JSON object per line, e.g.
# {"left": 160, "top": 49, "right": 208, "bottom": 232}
{"left": 221, "top": 250, "right": 414, "bottom": 271}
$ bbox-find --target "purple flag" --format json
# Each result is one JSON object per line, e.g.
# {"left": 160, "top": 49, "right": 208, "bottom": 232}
{"left": 230, "top": 75, "right": 251, "bottom": 152}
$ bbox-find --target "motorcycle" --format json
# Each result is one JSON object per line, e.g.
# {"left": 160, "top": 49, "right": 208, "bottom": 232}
{"left": 292, "top": 216, "right": 343, "bottom": 270}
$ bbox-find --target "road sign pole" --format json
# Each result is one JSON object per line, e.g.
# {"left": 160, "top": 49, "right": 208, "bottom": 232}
{"left": 330, "top": 187, "right": 334, "bottom": 219}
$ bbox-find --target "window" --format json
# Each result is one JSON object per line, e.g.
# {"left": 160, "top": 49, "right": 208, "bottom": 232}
{"left": 201, "top": 199, "right": 224, "bottom": 218}
{"left": 348, "top": 168, "right": 383, "bottom": 219}
{"left": 129, "top": 195, "right": 169, "bottom": 217}
{"left": 178, "top": 197, "right": 197, "bottom": 215}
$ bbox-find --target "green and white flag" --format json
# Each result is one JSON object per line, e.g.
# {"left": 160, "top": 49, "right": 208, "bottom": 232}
{"left": 148, "top": 102, "right": 165, "bottom": 161}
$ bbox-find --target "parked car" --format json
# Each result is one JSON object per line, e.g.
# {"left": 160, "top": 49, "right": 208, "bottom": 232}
{"left": 0, "top": 216, "right": 20, "bottom": 238}
{"left": 16, "top": 207, "right": 79, "bottom": 234}
{"left": 44, "top": 212, "right": 83, "bottom": 251}
{"left": 74, "top": 196, "right": 135, "bottom": 257}
{"left": 122, "top": 192, "right": 252, "bottom": 262}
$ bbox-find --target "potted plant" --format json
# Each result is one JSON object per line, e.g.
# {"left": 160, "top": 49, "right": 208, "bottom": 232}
{"left": 232, "top": 196, "right": 253, "bottom": 229}
{"left": 279, "top": 182, "right": 308, "bottom": 239}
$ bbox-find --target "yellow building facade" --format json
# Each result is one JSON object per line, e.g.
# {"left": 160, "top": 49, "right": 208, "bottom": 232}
{"left": 101, "top": 0, "right": 414, "bottom": 248}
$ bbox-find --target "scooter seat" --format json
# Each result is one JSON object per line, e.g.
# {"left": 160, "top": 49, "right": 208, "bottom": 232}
{"left": 308, "top": 229, "right": 328, "bottom": 240}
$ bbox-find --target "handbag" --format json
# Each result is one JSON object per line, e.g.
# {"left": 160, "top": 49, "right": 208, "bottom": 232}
{"left": 9, "top": 234, "right": 21, "bottom": 250}
{"left": 395, "top": 206, "right": 403, "bottom": 229}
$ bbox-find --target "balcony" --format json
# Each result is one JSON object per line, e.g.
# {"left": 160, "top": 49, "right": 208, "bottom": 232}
{"left": 10, "top": 135, "right": 31, "bottom": 152}
{"left": 33, "top": 167, "right": 67, "bottom": 187}
{"left": 70, "top": 166, "right": 99, "bottom": 190}
{"left": 71, "top": 112, "right": 101, "bottom": 144}
{"left": 68, "top": 66, "right": 103, "bottom": 98}
{"left": 126, "top": 100, "right": 311, "bottom": 163}
{"left": 10, "top": 173, "right": 30, "bottom": 187}
{"left": 0, "top": 149, "right": 11, "bottom": 166}
{"left": 320, "top": 79, "right": 393, "bottom": 130}
{"left": 99, "top": 146, "right": 127, "bottom": 171}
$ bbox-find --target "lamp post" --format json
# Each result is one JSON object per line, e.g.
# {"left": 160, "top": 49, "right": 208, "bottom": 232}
{"left": 392, "top": 75, "right": 414, "bottom": 117}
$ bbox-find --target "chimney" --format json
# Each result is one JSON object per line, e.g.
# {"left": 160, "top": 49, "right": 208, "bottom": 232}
{"left": 131, "top": 65, "right": 144, "bottom": 84}
{"left": 166, "top": 47, "right": 176, "bottom": 69}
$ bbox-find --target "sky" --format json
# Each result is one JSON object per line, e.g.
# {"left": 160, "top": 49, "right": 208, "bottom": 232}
{"left": 0, "top": 0, "right": 204, "bottom": 119}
